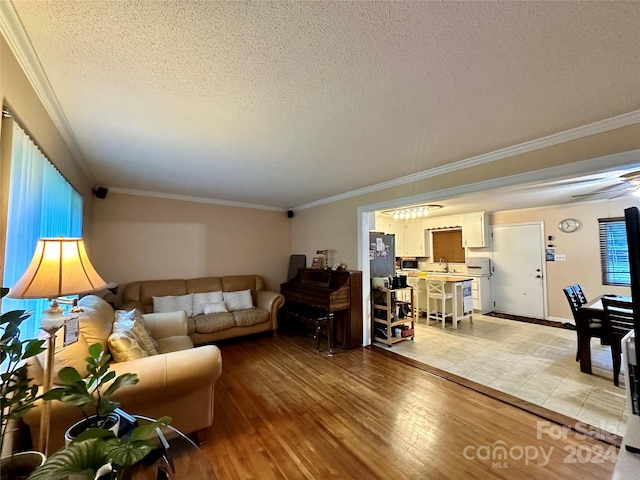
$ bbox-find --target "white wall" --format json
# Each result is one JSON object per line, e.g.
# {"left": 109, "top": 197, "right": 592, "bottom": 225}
{"left": 91, "top": 193, "right": 291, "bottom": 296}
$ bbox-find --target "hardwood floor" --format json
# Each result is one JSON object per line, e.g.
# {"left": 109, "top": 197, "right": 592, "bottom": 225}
{"left": 201, "top": 333, "right": 618, "bottom": 479}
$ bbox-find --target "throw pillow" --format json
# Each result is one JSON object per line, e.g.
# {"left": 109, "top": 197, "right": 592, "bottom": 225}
{"left": 153, "top": 293, "right": 194, "bottom": 317}
{"left": 114, "top": 310, "right": 159, "bottom": 356}
{"left": 203, "top": 301, "right": 228, "bottom": 314}
{"left": 108, "top": 330, "right": 149, "bottom": 362}
{"left": 34, "top": 328, "right": 90, "bottom": 384}
{"left": 193, "top": 291, "right": 224, "bottom": 315}
{"left": 223, "top": 289, "right": 253, "bottom": 312}
{"left": 132, "top": 309, "right": 160, "bottom": 350}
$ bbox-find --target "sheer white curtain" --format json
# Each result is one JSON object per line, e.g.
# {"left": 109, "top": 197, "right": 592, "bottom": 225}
{"left": 2, "top": 121, "right": 83, "bottom": 339}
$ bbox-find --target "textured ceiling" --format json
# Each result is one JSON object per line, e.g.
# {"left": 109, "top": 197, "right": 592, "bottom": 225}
{"left": 6, "top": 1, "right": 640, "bottom": 209}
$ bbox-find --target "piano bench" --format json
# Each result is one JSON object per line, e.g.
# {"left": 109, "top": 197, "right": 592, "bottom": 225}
{"left": 285, "top": 307, "right": 331, "bottom": 354}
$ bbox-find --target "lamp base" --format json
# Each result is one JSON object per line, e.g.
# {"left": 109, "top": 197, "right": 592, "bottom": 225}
{"left": 39, "top": 303, "right": 65, "bottom": 333}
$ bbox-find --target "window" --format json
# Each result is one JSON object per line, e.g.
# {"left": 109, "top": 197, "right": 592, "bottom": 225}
{"left": 599, "top": 217, "right": 629, "bottom": 286}
{"left": 1, "top": 120, "right": 83, "bottom": 339}
{"left": 431, "top": 229, "right": 465, "bottom": 264}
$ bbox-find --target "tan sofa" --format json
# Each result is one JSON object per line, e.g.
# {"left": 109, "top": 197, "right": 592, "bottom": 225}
{"left": 23, "top": 295, "right": 222, "bottom": 452}
{"left": 119, "top": 275, "right": 285, "bottom": 345}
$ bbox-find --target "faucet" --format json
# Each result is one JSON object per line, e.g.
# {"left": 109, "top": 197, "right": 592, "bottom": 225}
{"left": 439, "top": 257, "right": 449, "bottom": 273}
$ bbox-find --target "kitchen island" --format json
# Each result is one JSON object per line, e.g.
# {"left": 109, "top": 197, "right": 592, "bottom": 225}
{"left": 415, "top": 275, "right": 474, "bottom": 329}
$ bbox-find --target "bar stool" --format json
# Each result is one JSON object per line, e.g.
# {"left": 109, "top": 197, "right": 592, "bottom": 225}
{"left": 426, "top": 279, "right": 453, "bottom": 328}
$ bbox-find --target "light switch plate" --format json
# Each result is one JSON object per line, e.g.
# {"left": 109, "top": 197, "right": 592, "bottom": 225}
{"left": 555, "top": 254, "right": 566, "bottom": 261}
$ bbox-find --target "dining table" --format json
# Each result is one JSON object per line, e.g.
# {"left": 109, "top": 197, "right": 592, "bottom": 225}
{"left": 576, "top": 294, "right": 631, "bottom": 374}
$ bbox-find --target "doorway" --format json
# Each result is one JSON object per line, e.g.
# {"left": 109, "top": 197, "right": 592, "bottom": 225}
{"left": 491, "top": 222, "right": 547, "bottom": 319}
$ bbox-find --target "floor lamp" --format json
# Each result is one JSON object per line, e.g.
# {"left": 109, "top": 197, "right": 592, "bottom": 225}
{"left": 7, "top": 237, "right": 107, "bottom": 455}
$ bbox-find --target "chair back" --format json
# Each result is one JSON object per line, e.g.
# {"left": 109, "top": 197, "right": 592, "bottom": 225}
{"left": 572, "top": 284, "right": 588, "bottom": 305}
{"left": 563, "top": 285, "right": 583, "bottom": 320}
{"left": 426, "top": 279, "right": 447, "bottom": 298}
{"left": 601, "top": 297, "right": 635, "bottom": 339}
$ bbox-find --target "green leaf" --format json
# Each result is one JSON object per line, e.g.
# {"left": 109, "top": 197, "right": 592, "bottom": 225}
{"left": 73, "top": 427, "right": 117, "bottom": 443}
{"left": 27, "top": 438, "right": 108, "bottom": 480}
{"left": 97, "top": 398, "right": 119, "bottom": 418}
{"left": 22, "top": 338, "right": 46, "bottom": 359}
{"left": 129, "top": 416, "right": 171, "bottom": 443}
{"left": 103, "top": 373, "right": 139, "bottom": 397}
{"left": 97, "top": 370, "right": 116, "bottom": 388}
{"left": 105, "top": 441, "right": 153, "bottom": 468}
{"left": 57, "top": 366, "right": 84, "bottom": 384}
{"left": 88, "top": 342, "right": 103, "bottom": 358}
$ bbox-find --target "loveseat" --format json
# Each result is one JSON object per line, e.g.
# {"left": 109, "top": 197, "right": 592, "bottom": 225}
{"left": 118, "top": 275, "right": 285, "bottom": 345}
{"left": 23, "top": 295, "right": 222, "bottom": 452}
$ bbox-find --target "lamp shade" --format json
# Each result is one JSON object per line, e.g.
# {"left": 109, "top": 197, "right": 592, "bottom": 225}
{"left": 7, "top": 237, "right": 107, "bottom": 299}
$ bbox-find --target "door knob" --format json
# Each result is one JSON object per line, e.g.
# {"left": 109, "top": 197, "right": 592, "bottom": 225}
{"left": 536, "top": 275, "right": 542, "bottom": 278}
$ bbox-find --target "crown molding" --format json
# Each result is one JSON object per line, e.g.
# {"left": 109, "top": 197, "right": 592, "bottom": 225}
{"left": 296, "top": 110, "right": 640, "bottom": 211}
{"left": 357, "top": 149, "right": 640, "bottom": 216}
{"left": 0, "top": 1, "right": 95, "bottom": 183}
{"left": 107, "top": 187, "right": 284, "bottom": 212}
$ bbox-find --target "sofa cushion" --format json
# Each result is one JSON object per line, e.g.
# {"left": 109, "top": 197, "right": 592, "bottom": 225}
{"left": 186, "top": 277, "right": 223, "bottom": 294}
{"left": 193, "top": 291, "right": 223, "bottom": 315}
{"left": 33, "top": 328, "right": 90, "bottom": 384}
{"left": 141, "top": 279, "right": 187, "bottom": 304}
{"left": 203, "top": 301, "right": 228, "bottom": 314}
{"left": 77, "top": 295, "right": 116, "bottom": 352}
{"left": 156, "top": 335, "right": 195, "bottom": 353}
{"left": 223, "top": 289, "right": 253, "bottom": 311}
{"left": 108, "top": 330, "right": 149, "bottom": 362}
{"left": 153, "top": 293, "right": 194, "bottom": 317}
{"left": 233, "top": 307, "right": 270, "bottom": 327}
{"left": 194, "top": 312, "right": 236, "bottom": 333}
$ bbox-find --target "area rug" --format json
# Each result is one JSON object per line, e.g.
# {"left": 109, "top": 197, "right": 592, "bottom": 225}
{"left": 485, "top": 311, "right": 576, "bottom": 330}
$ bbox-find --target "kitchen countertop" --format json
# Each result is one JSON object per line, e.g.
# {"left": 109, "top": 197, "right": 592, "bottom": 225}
{"left": 420, "top": 275, "right": 473, "bottom": 282}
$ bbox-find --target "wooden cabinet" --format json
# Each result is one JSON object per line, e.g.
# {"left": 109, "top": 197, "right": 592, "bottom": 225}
{"left": 372, "top": 287, "right": 415, "bottom": 346}
{"left": 462, "top": 212, "right": 489, "bottom": 248}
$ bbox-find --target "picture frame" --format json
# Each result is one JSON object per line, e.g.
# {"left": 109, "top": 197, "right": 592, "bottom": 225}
{"left": 311, "top": 257, "right": 325, "bottom": 269}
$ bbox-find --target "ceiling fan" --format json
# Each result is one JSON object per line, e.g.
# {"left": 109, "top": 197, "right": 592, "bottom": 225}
{"left": 571, "top": 170, "right": 640, "bottom": 200}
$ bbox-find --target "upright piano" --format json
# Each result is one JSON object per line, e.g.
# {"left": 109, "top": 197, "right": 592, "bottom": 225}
{"left": 280, "top": 268, "right": 363, "bottom": 351}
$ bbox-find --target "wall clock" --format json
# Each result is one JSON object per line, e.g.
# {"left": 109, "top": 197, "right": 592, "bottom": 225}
{"left": 558, "top": 218, "right": 581, "bottom": 233}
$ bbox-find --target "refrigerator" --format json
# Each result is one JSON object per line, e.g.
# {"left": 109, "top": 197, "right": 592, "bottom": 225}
{"left": 369, "top": 232, "right": 396, "bottom": 278}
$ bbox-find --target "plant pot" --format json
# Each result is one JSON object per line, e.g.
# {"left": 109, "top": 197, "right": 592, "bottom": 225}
{"left": 64, "top": 413, "right": 121, "bottom": 446}
{"left": 0, "top": 450, "right": 46, "bottom": 480}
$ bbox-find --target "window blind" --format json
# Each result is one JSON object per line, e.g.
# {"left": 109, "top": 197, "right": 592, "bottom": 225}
{"left": 598, "top": 217, "right": 629, "bottom": 286}
{"left": 432, "top": 229, "right": 465, "bottom": 263}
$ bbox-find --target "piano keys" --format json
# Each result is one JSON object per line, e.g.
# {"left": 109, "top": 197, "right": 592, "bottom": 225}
{"left": 280, "top": 268, "right": 363, "bottom": 352}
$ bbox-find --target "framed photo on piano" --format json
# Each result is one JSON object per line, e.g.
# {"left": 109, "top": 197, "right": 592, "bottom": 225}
{"left": 311, "top": 256, "right": 325, "bottom": 269}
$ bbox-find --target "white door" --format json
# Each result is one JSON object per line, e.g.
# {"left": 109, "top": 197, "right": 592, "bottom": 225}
{"left": 491, "top": 223, "right": 546, "bottom": 319}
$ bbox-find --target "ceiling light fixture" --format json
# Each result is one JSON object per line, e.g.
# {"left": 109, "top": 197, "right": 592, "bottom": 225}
{"left": 384, "top": 204, "right": 443, "bottom": 219}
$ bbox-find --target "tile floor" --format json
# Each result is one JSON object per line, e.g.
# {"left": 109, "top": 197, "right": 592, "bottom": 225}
{"left": 386, "top": 313, "right": 629, "bottom": 436}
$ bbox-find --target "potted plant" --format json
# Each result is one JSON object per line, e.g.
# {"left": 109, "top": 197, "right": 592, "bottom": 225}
{"left": 0, "top": 287, "right": 47, "bottom": 480}
{"left": 41, "top": 342, "right": 139, "bottom": 443}
{"left": 27, "top": 415, "right": 171, "bottom": 480}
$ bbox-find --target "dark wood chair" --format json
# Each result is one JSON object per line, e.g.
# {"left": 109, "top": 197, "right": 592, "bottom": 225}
{"left": 563, "top": 284, "right": 606, "bottom": 362}
{"left": 601, "top": 297, "right": 635, "bottom": 386}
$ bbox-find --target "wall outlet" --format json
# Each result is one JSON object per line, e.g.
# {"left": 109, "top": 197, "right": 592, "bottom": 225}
{"left": 555, "top": 254, "right": 566, "bottom": 261}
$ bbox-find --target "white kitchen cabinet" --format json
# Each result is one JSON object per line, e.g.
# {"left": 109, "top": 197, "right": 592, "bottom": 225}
{"left": 472, "top": 275, "right": 493, "bottom": 313}
{"left": 373, "top": 216, "right": 407, "bottom": 256}
{"left": 423, "top": 229, "right": 431, "bottom": 257}
{"left": 404, "top": 220, "right": 426, "bottom": 257}
{"left": 462, "top": 212, "right": 489, "bottom": 248}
